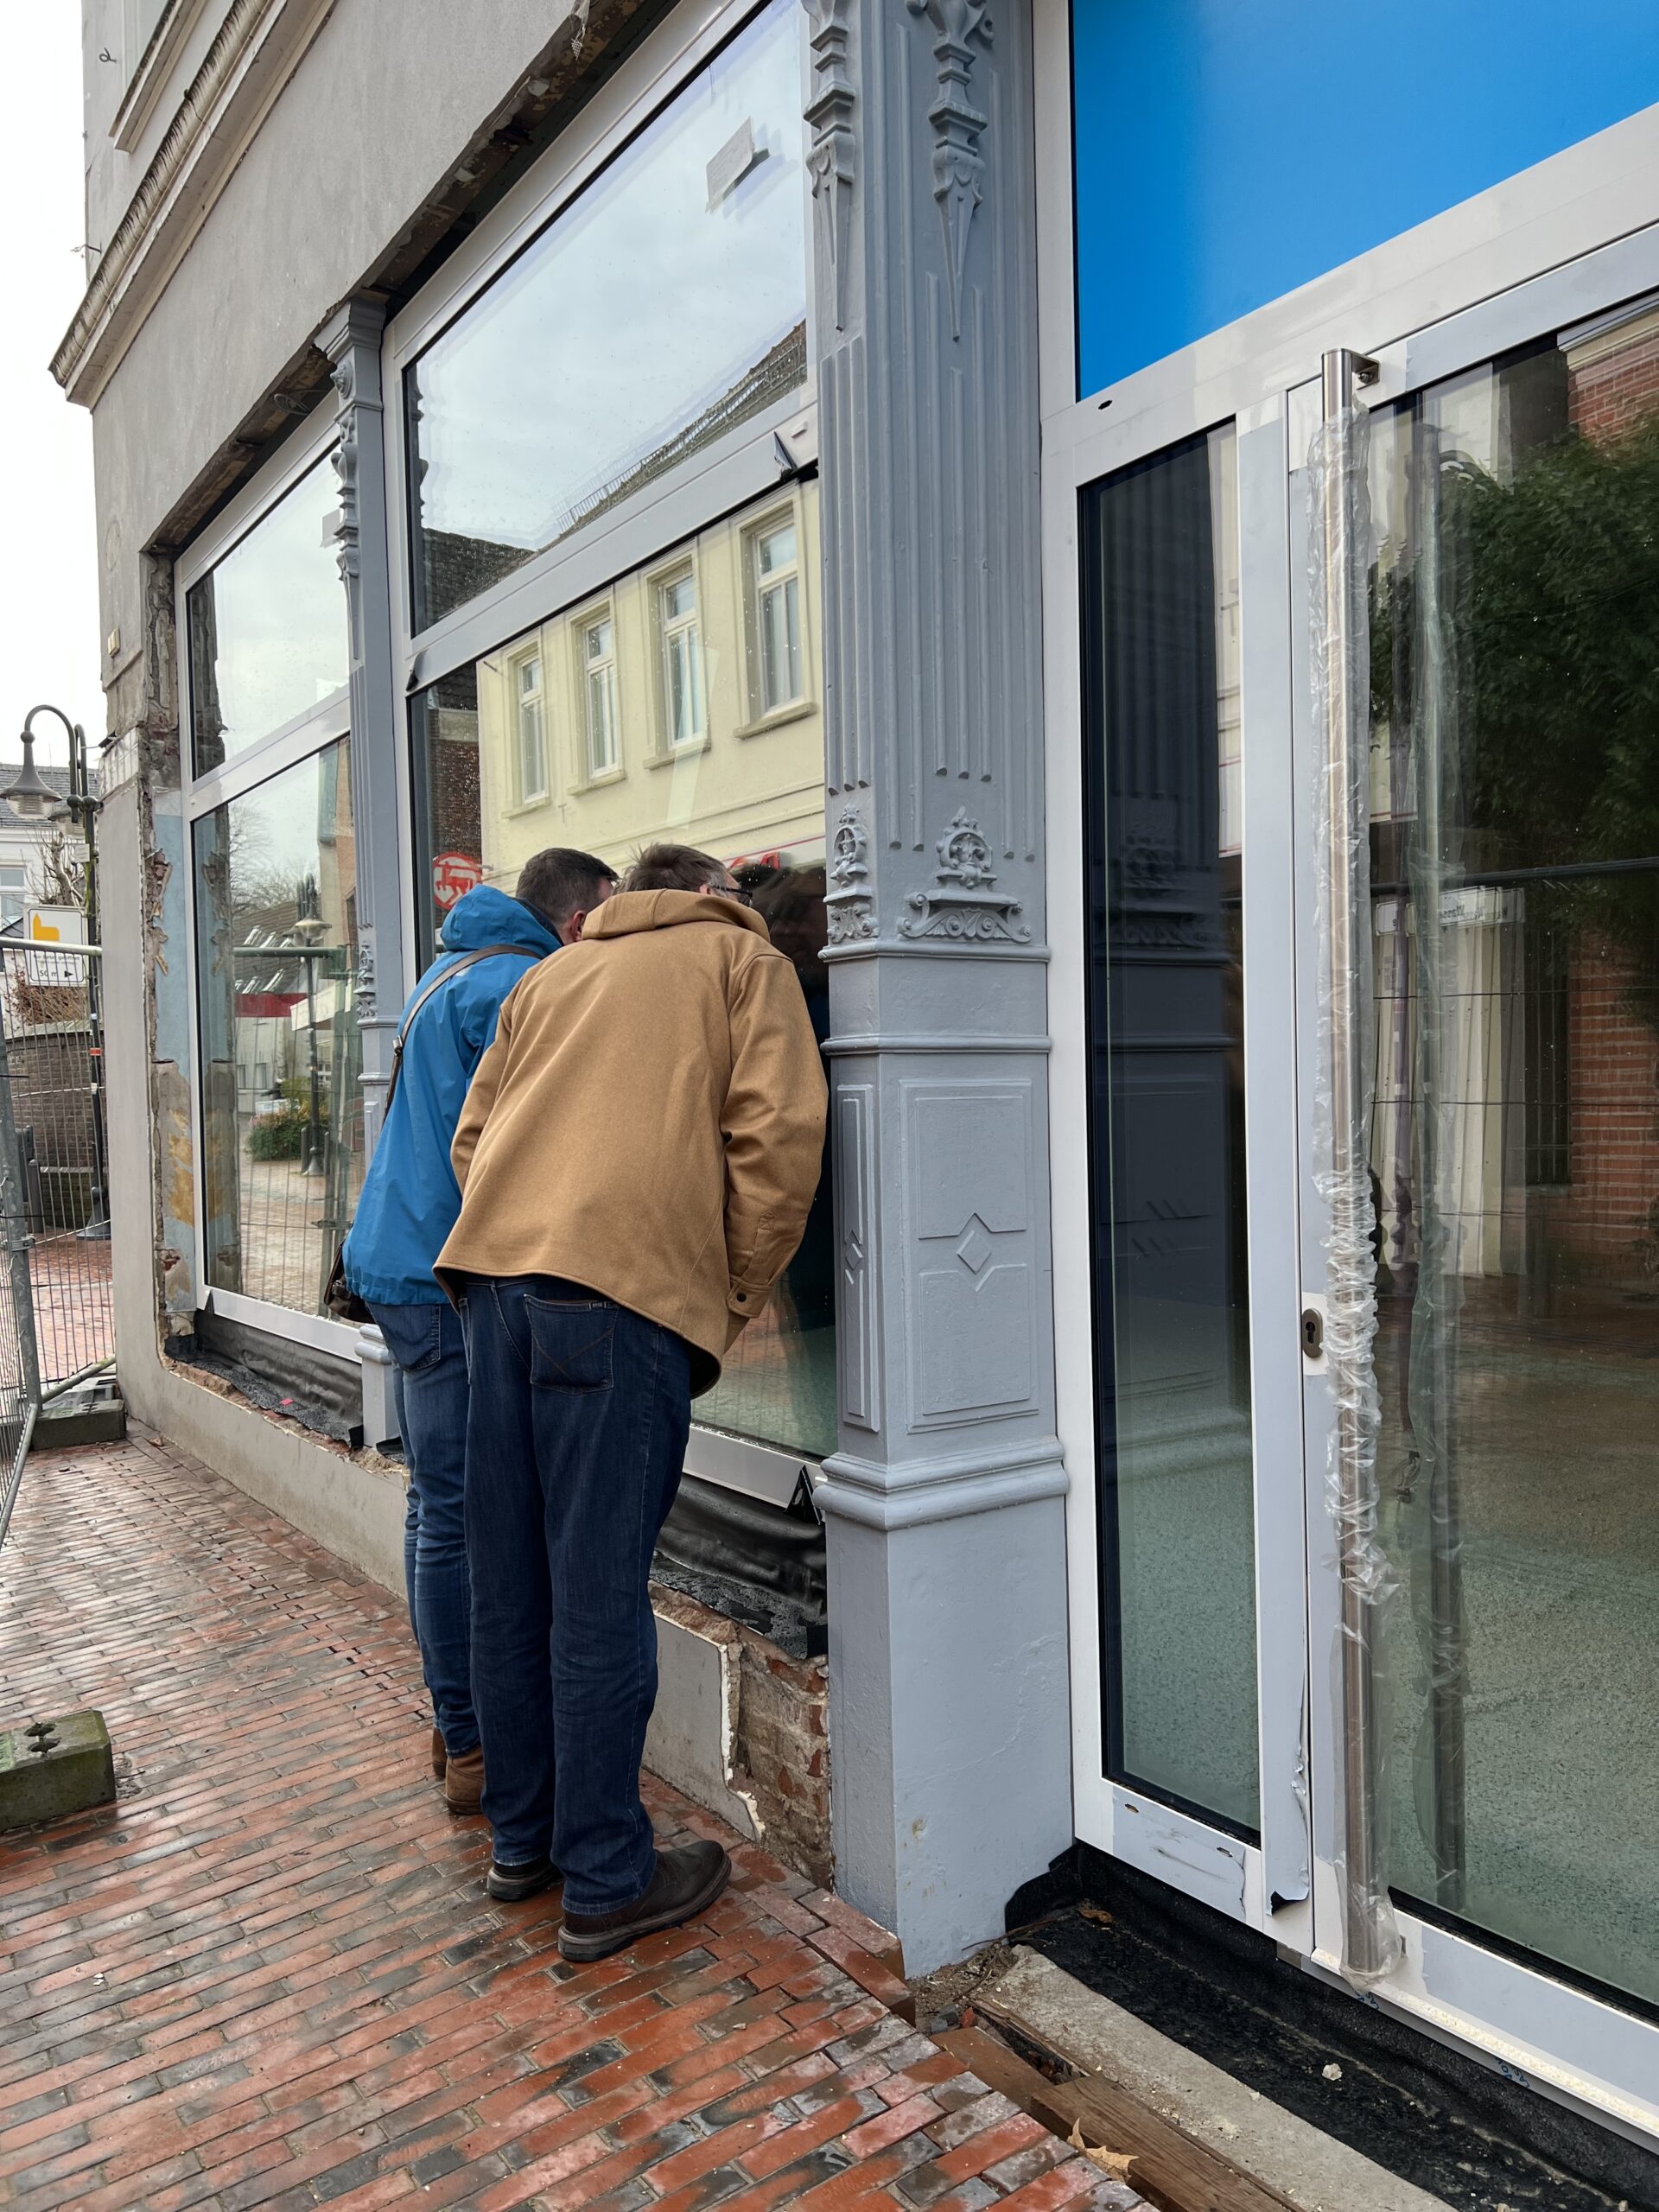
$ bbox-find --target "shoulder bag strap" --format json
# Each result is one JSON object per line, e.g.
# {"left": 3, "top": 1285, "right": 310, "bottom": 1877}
{"left": 382, "top": 944, "right": 533, "bottom": 1112}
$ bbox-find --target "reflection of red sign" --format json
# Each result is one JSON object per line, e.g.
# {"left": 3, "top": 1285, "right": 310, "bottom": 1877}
{"left": 432, "top": 852, "right": 483, "bottom": 911}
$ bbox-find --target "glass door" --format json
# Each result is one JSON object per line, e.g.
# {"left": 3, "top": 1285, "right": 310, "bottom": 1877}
{"left": 1047, "top": 361, "right": 1312, "bottom": 1932}
{"left": 1289, "top": 247, "right": 1659, "bottom": 2118}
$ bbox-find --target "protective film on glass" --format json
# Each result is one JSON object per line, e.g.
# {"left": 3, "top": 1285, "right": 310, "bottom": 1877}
{"left": 1081, "top": 423, "right": 1261, "bottom": 1834}
{"left": 410, "top": 483, "right": 833, "bottom": 1460}
{"left": 407, "top": 0, "right": 809, "bottom": 632}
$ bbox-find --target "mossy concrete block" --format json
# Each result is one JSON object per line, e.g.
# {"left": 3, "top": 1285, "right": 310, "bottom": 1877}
{"left": 0, "top": 1711, "right": 117, "bottom": 1830}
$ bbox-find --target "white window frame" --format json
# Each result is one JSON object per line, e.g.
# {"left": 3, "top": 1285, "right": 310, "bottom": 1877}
{"left": 511, "top": 645, "right": 550, "bottom": 804}
{"left": 175, "top": 401, "right": 361, "bottom": 1360}
{"left": 1034, "top": 0, "right": 1659, "bottom": 2144}
{"left": 379, "top": 0, "right": 823, "bottom": 1504}
{"left": 739, "top": 495, "right": 814, "bottom": 734}
{"left": 652, "top": 557, "right": 707, "bottom": 757}
{"left": 575, "top": 605, "right": 622, "bottom": 783}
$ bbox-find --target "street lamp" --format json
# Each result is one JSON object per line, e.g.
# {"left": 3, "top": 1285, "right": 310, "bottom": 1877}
{"left": 3, "top": 706, "right": 108, "bottom": 1238}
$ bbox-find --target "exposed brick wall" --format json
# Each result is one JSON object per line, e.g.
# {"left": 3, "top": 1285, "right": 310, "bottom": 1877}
{"left": 1568, "top": 320, "right": 1659, "bottom": 445}
{"left": 1550, "top": 931, "right": 1659, "bottom": 1281}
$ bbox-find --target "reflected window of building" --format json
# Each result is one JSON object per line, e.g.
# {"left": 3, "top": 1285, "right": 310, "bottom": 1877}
{"left": 0, "top": 865, "right": 28, "bottom": 925}
{"left": 408, "top": 481, "right": 834, "bottom": 1460}
{"left": 405, "top": 0, "right": 808, "bottom": 633}
{"left": 186, "top": 455, "right": 349, "bottom": 775}
{"left": 514, "top": 651, "right": 548, "bottom": 804}
{"left": 582, "top": 614, "right": 620, "bottom": 779}
{"left": 750, "top": 513, "right": 804, "bottom": 716}
{"left": 192, "top": 740, "right": 364, "bottom": 1319}
{"left": 658, "top": 570, "right": 705, "bottom": 750}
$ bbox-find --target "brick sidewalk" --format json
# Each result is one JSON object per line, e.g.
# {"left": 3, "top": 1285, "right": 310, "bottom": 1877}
{"left": 0, "top": 1433, "right": 1136, "bottom": 2212}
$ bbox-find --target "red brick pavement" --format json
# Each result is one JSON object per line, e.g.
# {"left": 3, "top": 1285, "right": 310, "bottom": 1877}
{"left": 0, "top": 1433, "right": 1139, "bottom": 2212}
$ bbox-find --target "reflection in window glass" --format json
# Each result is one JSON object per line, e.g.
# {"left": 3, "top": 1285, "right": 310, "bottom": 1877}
{"left": 1366, "top": 329, "right": 1659, "bottom": 2007}
{"left": 407, "top": 0, "right": 808, "bottom": 632}
{"left": 410, "top": 485, "right": 833, "bottom": 1458}
{"left": 583, "top": 618, "right": 620, "bottom": 776}
{"left": 187, "top": 456, "right": 349, "bottom": 773}
{"left": 1082, "top": 424, "right": 1259, "bottom": 1834}
{"left": 0, "top": 865, "right": 28, "bottom": 925}
{"left": 754, "top": 518, "right": 803, "bottom": 713}
{"left": 193, "top": 741, "right": 364, "bottom": 1316}
{"left": 516, "top": 654, "right": 548, "bottom": 801}
{"left": 660, "top": 573, "right": 704, "bottom": 747}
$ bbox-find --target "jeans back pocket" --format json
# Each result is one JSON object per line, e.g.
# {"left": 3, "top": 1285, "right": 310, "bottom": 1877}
{"left": 524, "top": 1295, "right": 615, "bottom": 1393}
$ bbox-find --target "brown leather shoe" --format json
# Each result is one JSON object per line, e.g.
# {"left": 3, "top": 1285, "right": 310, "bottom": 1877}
{"left": 430, "top": 1726, "right": 447, "bottom": 1780}
{"left": 443, "top": 1745, "right": 485, "bottom": 1815}
{"left": 558, "top": 1841, "right": 731, "bottom": 1961}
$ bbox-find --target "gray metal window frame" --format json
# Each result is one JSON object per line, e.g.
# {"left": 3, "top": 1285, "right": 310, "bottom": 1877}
{"left": 379, "top": 0, "right": 822, "bottom": 1510}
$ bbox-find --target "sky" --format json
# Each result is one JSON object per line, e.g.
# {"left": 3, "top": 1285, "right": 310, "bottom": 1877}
{"left": 0, "top": 11, "right": 101, "bottom": 772}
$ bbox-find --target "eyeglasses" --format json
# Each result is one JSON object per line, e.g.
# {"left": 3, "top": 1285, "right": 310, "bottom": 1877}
{"left": 721, "top": 884, "right": 755, "bottom": 908}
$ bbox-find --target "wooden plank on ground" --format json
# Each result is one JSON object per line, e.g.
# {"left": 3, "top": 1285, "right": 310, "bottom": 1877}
{"left": 938, "top": 2024, "right": 1300, "bottom": 2212}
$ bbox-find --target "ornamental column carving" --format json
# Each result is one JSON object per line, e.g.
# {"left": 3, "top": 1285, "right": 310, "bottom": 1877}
{"left": 317, "top": 298, "right": 402, "bottom": 1151}
{"left": 809, "top": 0, "right": 1069, "bottom": 1974}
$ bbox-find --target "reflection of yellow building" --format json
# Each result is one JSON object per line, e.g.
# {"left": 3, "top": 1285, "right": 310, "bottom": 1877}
{"left": 474, "top": 483, "right": 823, "bottom": 881}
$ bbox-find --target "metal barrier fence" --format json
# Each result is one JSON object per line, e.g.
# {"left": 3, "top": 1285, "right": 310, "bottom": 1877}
{"left": 0, "top": 1029, "right": 41, "bottom": 1548}
{"left": 0, "top": 939, "right": 111, "bottom": 1399}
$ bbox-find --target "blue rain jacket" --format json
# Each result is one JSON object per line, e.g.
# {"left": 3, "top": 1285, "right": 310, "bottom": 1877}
{"left": 343, "top": 887, "right": 563, "bottom": 1306}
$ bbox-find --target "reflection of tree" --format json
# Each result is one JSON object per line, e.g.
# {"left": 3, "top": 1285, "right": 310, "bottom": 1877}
{"left": 1373, "top": 416, "right": 1659, "bottom": 1022}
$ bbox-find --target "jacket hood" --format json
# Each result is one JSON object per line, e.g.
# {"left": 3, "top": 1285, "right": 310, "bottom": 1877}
{"left": 440, "top": 884, "right": 563, "bottom": 958}
{"left": 581, "top": 888, "right": 770, "bottom": 944}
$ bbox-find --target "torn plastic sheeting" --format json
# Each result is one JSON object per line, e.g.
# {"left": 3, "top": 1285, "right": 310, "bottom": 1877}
{"left": 1306, "top": 390, "right": 1402, "bottom": 1988}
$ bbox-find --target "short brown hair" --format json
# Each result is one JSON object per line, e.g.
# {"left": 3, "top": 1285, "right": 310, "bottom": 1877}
{"left": 515, "top": 848, "right": 616, "bottom": 926}
{"left": 621, "top": 842, "right": 728, "bottom": 894}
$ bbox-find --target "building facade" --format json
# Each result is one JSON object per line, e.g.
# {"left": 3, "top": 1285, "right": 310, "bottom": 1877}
{"left": 65, "top": 0, "right": 1659, "bottom": 2162}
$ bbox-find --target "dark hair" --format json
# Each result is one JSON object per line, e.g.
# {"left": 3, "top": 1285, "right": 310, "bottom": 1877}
{"left": 621, "top": 842, "right": 729, "bottom": 894}
{"left": 515, "top": 848, "right": 616, "bottom": 927}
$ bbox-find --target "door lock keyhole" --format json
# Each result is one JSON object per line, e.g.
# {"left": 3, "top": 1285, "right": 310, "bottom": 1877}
{"left": 1300, "top": 1306, "right": 1325, "bottom": 1360}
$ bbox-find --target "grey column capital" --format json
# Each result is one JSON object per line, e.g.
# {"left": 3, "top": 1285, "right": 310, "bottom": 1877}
{"left": 811, "top": 0, "right": 1072, "bottom": 1972}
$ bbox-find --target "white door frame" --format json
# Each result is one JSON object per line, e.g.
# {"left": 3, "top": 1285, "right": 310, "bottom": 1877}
{"left": 1034, "top": 0, "right": 1659, "bottom": 2146}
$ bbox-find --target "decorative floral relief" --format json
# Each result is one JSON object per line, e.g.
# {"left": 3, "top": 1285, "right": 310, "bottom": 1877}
{"left": 899, "top": 807, "right": 1029, "bottom": 942}
{"left": 825, "top": 803, "right": 877, "bottom": 943}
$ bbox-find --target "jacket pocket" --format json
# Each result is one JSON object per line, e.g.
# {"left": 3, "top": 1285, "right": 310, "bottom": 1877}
{"left": 524, "top": 1295, "right": 614, "bottom": 1393}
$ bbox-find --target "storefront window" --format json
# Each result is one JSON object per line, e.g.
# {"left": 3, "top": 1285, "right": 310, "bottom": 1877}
{"left": 186, "top": 455, "right": 349, "bottom": 774}
{"left": 1082, "top": 423, "right": 1259, "bottom": 1834}
{"left": 410, "top": 482, "right": 834, "bottom": 1459}
{"left": 405, "top": 0, "right": 808, "bottom": 632}
{"left": 193, "top": 741, "right": 364, "bottom": 1316}
{"left": 1367, "top": 325, "right": 1659, "bottom": 2007}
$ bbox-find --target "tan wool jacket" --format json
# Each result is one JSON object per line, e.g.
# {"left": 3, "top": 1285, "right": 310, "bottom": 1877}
{"left": 435, "top": 889, "right": 828, "bottom": 1393}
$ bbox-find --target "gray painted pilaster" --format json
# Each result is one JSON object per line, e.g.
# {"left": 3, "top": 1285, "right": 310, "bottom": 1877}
{"left": 318, "top": 298, "right": 402, "bottom": 1145}
{"left": 810, "top": 0, "right": 1071, "bottom": 1974}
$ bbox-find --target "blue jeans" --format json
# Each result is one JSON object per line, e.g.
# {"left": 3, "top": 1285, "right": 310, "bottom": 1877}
{"left": 369, "top": 1300, "right": 480, "bottom": 1759}
{"left": 459, "top": 1276, "right": 690, "bottom": 1911}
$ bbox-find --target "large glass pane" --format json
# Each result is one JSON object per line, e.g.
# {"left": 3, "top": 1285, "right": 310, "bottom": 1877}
{"left": 187, "top": 456, "right": 349, "bottom": 773}
{"left": 1367, "top": 319, "right": 1659, "bottom": 2005}
{"left": 1081, "top": 424, "right": 1259, "bottom": 1832}
{"left": 194, "top": 741, "right": 364, "bottom": 1315}
{"left": 410, "top": 483, "right": 833, "bottom": 1457}
{"left": 408, "top": 0, "right": 808, "bottom": 632}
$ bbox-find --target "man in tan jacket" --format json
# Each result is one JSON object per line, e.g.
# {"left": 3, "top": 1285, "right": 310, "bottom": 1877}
{"left": 436, "top": 842, "right": 826, "bottom": 1957}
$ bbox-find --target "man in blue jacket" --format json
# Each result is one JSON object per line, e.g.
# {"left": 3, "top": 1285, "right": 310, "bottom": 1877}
{"left": 344, "top": 850, "right": 615, "bottom": 1811}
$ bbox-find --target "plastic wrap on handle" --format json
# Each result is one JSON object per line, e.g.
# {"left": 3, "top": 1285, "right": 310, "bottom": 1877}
{"left": 1306, "top": 365, "right": 1402, "bottom": 1987}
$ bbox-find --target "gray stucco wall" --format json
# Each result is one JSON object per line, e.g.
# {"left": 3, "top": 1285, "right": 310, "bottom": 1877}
{"left": 84, "top": 0, "right": 645, "bottom": 686}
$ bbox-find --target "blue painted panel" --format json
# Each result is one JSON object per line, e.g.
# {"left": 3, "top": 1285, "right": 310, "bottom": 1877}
{"left": 1073, "top": 1, "right": 1659, "bottom": 397}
